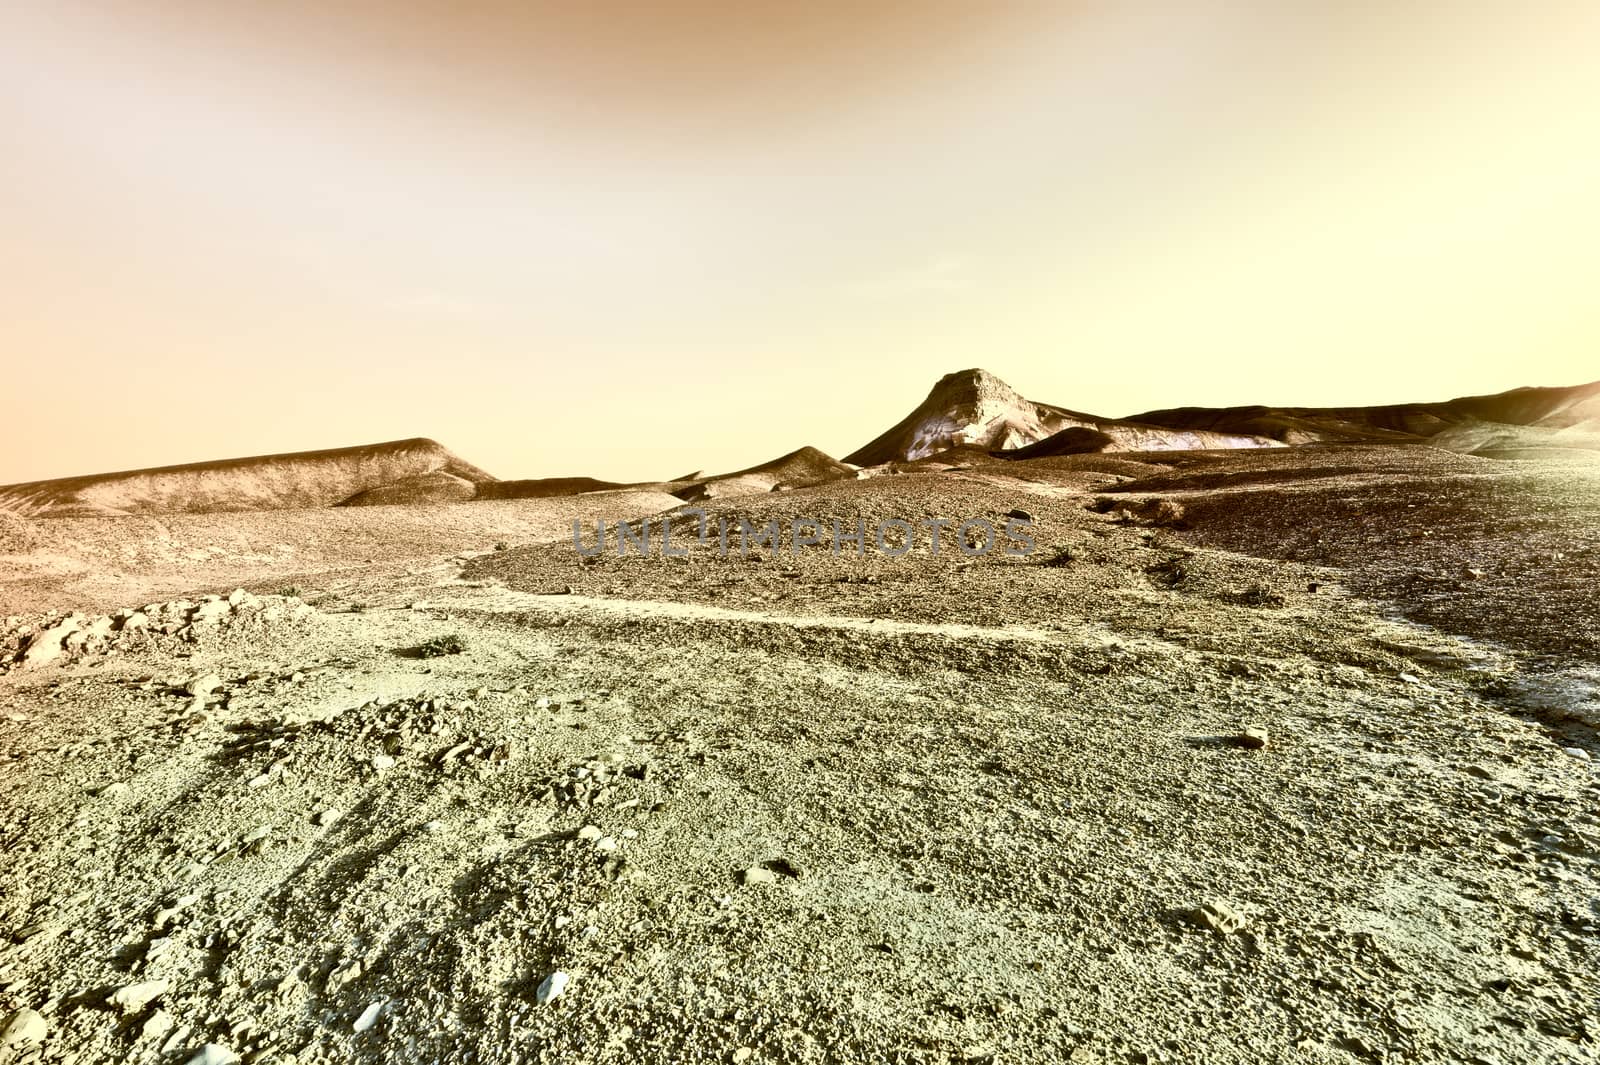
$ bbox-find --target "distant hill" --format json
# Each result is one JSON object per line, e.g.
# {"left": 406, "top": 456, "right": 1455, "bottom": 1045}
{"left": 844, "top": 369, "right": 1282, "bottom": 465}
{"left": 0, "top": 438, "right": 496, "bottom": 517}
{"left": 846, "top": 369, "right": 1600, "bottom": 465}
{"left": 673, "top": 446, "right": 856, "bottom": 501}
{"left": 10, "top": 372, "right": 1594, "bottom": 518}
{"left": 1128, "top": 379, "right": 1600, "bottom": 449}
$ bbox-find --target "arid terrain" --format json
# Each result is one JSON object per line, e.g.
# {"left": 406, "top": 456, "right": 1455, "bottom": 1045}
{"left": 1, "top": 376, "right": 1598, "bottom": 1065}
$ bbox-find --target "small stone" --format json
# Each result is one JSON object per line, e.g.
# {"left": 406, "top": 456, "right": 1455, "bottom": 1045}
{"left": 327, "top": 961, "right": 363, "bottom": 994}
{"left": 185, "top": 673, "right": 222, "bottom": 698}
{"left": 535, "top": 970, "right": 570, "bottom": 1005}
{"left": 742, "top": 866, "right": 779, "bottom": 886}
{"left": 141, "top": 1009, "right": 174, "bottom": 1043}
{"left": 1194, "top": 900, "right": 1247, "bottom": 934}
{"left": 1398, "top": 673, "right": 1421, "bottom": 685}
{"left": 315, "top": 808, "right": 342, "bottom": 826}
{"left": 371, "top": 754, "right": 396, "bottom": 772}
{"left": 576, "top": 825, "right": 603, "bottom": 842}
{"left": 246, "top": 773, "right": 273, "bottom": 789}
{"left": 1237, "top": 727, "right": 1269, "bottom": 750}
{"left": 191, "top": 601, "right": 231, "bottom": 625}
{"left": 1, "top": 1008, "right": 47, "bottom": 1048}
{"left": 353, "top": 1000, "right": 385, "bottom": 1033}
{"left": 595, "top": 836, "right": 619, "bottom": 852}
{"left": 1562, "top": 747, "right": 1590, "bottom": 762}
{"left": 110, "top": 978, "right": 171, "bottom": 1014}
{"left": 184, "top": 1044, "right": 239, "bottom": 1065}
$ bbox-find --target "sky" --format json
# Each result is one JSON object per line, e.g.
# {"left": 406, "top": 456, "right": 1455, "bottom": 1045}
{"left": 2, "top": 1, "right": 1597, "bottom": 484}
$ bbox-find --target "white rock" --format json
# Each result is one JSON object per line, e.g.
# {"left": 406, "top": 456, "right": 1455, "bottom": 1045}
{"left": 315, "top": 808, "right": 342, "bottom": 826}
{"left": 1562, "top": 747, "right": 1590, "bottom": 761}
{"left": 1, "top": 1008, "right": 47, "bottom": 1048}
{"left": 576, "top": 825, "right": 603, "bottom": 841}
{"left": 110, "top": 978, "right": 171, "bottom": 1013}
{"left": 191, "top": 601, "right": 231, "bottom": 626}
{"left": 535, "top": 970, "right": 570, "bottom": 1005}
{"left": 353, "top": 1000, "right": 385, "bottom": 1033}
{"left": 184, "top": 1044, "right": 239, "bottom": 1065}
{"left": 371, "top": 754, "right": 396, "bottom": 772}
{"left": 185, "top": 673, "right": 222, "bottom": 698}
{"left": 141, "top": 1009, "right": 174, "bottom": 1043}
{"left": 595, "top": 836, "right": 619, "bottom": 852}
{"left": 122, "top": 612, "right": 150, "bottom": 632}
{"left": 20, "top": 616, "right": 81, "bottom": 668}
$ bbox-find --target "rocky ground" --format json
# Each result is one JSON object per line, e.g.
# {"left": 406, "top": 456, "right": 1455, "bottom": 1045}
{"left": 0, "top": 446, "right": 1596, "bottom": 1065}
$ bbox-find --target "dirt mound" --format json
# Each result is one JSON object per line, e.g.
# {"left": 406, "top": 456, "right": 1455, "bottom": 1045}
{"left": 673, "top": 446, "right": 855, "bottom": 501}
{"left": 0, "top": 439, "right": 497, "bottom": 518}
{"left": 339, "top": 472, "right": 480, "bottom": 507}
{"left": 2, "top": 590, "right": 316, "bottom": 671}
{"left": 474, "top": 477, "right": 633, "bottom": 500}
{"left": 1000, "top": 426, "right": 1116, "bottom": 458}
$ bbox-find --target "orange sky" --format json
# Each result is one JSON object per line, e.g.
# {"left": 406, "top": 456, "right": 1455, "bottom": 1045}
{"left": 2, "top": 2, "right": 1597, "bottom": 484}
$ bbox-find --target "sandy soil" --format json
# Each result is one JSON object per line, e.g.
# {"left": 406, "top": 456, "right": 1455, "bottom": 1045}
{"left": 0, "top": 447, "right": 1595, "bottom": 1065}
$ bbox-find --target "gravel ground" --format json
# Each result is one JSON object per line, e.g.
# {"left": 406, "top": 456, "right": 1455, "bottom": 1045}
{"left": 0, "top": 447, "right": 1596, "bottom": 1065}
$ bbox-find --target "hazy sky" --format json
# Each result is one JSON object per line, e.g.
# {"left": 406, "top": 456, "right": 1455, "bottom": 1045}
{"left": 3, "top": 1, "right": 1597, "bottom": 484}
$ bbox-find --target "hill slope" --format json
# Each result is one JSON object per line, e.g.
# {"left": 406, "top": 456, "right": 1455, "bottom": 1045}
{"left": 0, "top": 439, "right": 496, "bottom": 518}
{"left": 1129, "top": 378, "right": 1600, "bottom": 451}
{"left": 674, "top": 446, "right": 856, "bottom": 501}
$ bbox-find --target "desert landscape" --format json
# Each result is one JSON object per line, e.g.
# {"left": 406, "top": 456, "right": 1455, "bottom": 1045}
{"left": 1, "top": 370, "right": 1597, "bottom": 1065}
{"left": 6, "top": 3, "right": 1600, "bottom": 1062}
